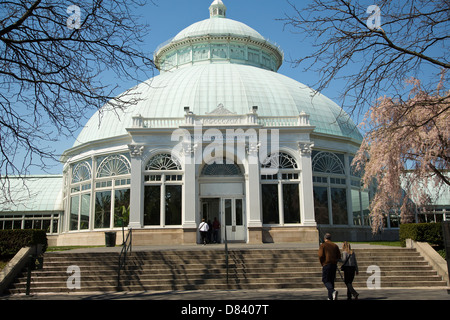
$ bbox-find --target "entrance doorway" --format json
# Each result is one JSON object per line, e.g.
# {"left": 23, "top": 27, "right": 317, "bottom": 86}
{"left": 200, "top": 197, "right": 245, "bottom": 243}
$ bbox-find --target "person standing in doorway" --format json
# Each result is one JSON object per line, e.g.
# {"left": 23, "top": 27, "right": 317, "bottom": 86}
{"left": 341, "top": 241, "right": 359, "bottom": 300}
{"left": 318, "top": 233, "right": 341, "bottom": 300}
{"left": 212, "top": 217, "right": 221, "bottom": 243}
{"left": 199, "top": 218, "right": 209, "bottom": 245}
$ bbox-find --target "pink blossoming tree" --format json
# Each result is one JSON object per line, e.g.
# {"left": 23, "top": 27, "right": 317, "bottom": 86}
{"left": 353, "top": 75, "right": 449, "bottom": 233}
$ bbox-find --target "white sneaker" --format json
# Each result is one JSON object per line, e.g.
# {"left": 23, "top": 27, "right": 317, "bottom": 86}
{"left": 332, "top": 290, "right": 338, "bottom": 300}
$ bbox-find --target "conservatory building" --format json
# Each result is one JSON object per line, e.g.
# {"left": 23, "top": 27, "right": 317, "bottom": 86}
{"left": 2, "top": 1, "right": 405, "bottom": 246}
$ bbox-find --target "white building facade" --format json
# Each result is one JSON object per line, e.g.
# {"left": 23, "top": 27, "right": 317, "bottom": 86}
{"left": 8, "top": 1, "right": 431, "bottom": 246}
{"left": 52, "top": 1, "right": 372, "bottom": 246}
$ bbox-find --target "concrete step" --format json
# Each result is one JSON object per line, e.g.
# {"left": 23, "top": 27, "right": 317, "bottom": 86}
{"left": 7, "top": 247, "right": 446, "bottom": 294}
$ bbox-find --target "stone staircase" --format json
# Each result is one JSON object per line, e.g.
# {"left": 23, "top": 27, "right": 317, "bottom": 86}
{"left": 6, "top": 247, "right": 447, "bottom": 294}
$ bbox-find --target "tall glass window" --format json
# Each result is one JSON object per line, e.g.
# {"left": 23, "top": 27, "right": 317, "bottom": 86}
{"left": 165, "top": 185, "right": 182, "bottom": 225}
{"left": 69, "top": 160, "right": 92, "bottom": 231}
{"left": 312, "top": 151, "right": 348, "bottom": 225}
{"left": 94, "top": 191, "right": 111, "bottom": 229}
{"left": 262, "top": 184, "right": 279, "bottom": 224}
{"left": 93, "top": 154, "right": 131, "bottom": 230}
{"left": 114, "top": 189, "right": 130, "bottom": 227}
{"left": 283, "top": 184, "right": 300, "bottom": 223}
{"left": 351, "top": 189, "right": 362, "bottom": 226}
{"left": 144, "top": 186, "right": 161, "bottom": 225}
{"left": 313, "top": 186, "right": 329, "bottom": 224}
{"left": 69, "top": 195, "right": 79, "bottom": 231}
{"left": 261, "top": 152, "right": 300, "bottom": 225}
{"left": 331, "top": 188, "right": 348, "bottom": 225}
{"left": 144, "top": 153, "right": 183, "bottom": 227}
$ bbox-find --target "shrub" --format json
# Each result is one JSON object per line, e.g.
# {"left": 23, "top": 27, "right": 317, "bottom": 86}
{"left": 0, "top": 229, "right": 47, "bottom": 258}
{"left": 399, "top": 222, "right": 443, "bottom": 247}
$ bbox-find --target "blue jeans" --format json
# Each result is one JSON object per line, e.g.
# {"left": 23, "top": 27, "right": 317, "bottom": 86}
{"left": 322, "top": 264, "right": 337, "bottom": 299}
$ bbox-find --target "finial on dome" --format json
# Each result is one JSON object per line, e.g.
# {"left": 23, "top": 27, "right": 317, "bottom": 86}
{"left": 209, "top": 0, "right": 227, "bottom": 18}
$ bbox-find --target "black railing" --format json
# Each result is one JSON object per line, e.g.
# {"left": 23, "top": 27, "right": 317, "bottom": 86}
{"left": 317, "top": 225, "right": 325, "bottom": 246}
{"left": 224, "top": 227, "right": 229, "bottom": 285}
{"left": 117, "top": 228, "right": 132, "bottom": 288}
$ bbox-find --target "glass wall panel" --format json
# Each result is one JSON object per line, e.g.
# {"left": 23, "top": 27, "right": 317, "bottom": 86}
{"left": 70, "top": 195, "right": 79, "bottom": 231}
{"left": 80, "top": 194, "right": 90, "bottom": 230}
{"left": 351, "top": 189, "right": 362, "bottom": 226}
{"left": 389, "top": 213, "right": 400, "bottom": 227}
{"left": 313, "top": 186, "right": 329, "bottom": 224}
{"left": 42, "top": 220, "right": 51, "bottom": 233}
{"left": 236, "top": 199, "right": 243, "bottom": 226}
{"left": 165, "top": 185, "right": 182, "bottom": 225}
{"left": 13, "top": 220, "right": 21, "bottom": 229}
{"left": 225, "top": 199, "right": 232, "bottom": 225}
{"left": 331, "top": 188, "right": 348, "bottom": 225}
{"left": 24, "top": 220, "right": 32, "bottom": 229}
{"left": 144, "top": 186, "right": 161, "bottom": 225}
{"left": 94, "top": 191, "right": 111, "bottom": 229}
{"left": 283, "top": 184, "right": 300, "bottom": 223}
{"left": 262, "top": 184, "right": 279, "bottom": 224}
{"left": 114, "top": 189, "right": 130, "bottom": 227}
{"left": 361, "top": 191, "right": 370, "bottom": 226}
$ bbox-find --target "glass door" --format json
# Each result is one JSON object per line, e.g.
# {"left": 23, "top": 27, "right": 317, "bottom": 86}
{"left": 223, "top": 198, "right": 245, "bottom": 242}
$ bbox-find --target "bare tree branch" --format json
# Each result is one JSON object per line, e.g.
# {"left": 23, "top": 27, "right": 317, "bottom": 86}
{"left": 0, "top": 0, "right": 156, "bottom": 201}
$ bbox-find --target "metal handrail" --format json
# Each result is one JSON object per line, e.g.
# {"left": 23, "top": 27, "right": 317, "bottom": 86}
{"left": 117, "top": 228, "right": 132, "bottom": 288}
{"left": 317, "top": 225, "right": 325, "bottom": 246}
{"left": 224, "top": 227, "right": 229, "bottom": 285}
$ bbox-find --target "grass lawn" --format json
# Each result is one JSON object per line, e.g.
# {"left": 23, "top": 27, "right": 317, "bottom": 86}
{"left": 0, "top": 258, "right": 9, "bottom": 271}
{"left": 357, "top": 241, "right": 402, "bottom": 247}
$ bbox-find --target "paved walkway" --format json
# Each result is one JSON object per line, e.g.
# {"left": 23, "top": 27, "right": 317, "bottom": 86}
{"left": 1, "top": 288, "right": 449, "bottom": 301}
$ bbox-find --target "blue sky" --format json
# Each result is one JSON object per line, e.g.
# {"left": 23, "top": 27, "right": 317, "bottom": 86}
{"left": 40, "top": 0, "right": 334, "bottom": 174}
{"left": 26, "top": 0, "right": 410, "bottom": 174}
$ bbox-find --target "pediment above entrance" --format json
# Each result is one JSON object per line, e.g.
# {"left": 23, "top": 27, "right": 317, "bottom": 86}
{"left": 206, "top": 103, "right": 236, "bottom": 115}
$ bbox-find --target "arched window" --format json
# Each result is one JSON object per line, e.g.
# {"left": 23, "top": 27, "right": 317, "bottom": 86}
{"left": 201, "top": 162, "right": 242, "bottom": 176}
{"left": 312, "top": 151, "right": 348, "bottom": 226}
{"left": 97, "top": 155, "right": 131, "bottom": 177}
{"left": 261, "top": 152, "right": 298, "bottom": 169}
{"left": 69, "top": 160, "right": 93, "bottom": 232}
{"left": 72, "top": 161, "right": 91, "bottom": 183}
{"left": 92, "top": 154, "right": 131, "bottom": 230}
{"left": 145, "top": 153, "right": 182, "bottom": 171}
{"left": 312, "top": 151, "right": 345, "bottom": 175}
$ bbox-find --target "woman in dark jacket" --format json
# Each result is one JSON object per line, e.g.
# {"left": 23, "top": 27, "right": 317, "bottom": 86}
{"left": 341, "top": 241, "right": 359, "bottom": 300}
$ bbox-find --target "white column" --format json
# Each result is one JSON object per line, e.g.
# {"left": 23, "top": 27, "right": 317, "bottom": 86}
{"left": 182, "top": 143, "right": 198, "bottom": 229}
{"left": 298, "top": 142, "right": 316, "bottom": 226}
{"left": 128, "top": 144, "right": 144, "bottom": 228}
{"left": 246, "top": 142, "right": 262, "bottom": 228}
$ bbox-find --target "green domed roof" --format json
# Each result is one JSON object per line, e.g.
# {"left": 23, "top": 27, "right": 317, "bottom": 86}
{"left": 71, "top": 1, "right": 362, "bottom": 149}
{"left": 73, "top": 63, "right": 362, "bottom": 147}
{"left": 172, "top": 17, "right": 265, "bottom": 42}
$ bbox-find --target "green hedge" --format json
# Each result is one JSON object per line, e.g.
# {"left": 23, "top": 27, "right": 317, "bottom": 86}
{"left": 399, "top": 223, "right": 443, "bottom": 247}
{"left": 0, "top": 229, "right": 48, "bottom": 258}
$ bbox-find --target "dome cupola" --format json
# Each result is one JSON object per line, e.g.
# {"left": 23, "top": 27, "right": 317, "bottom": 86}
{"left": 154, "top": 0, "right": 283, "bottom": 72}
{"left": 209, "top": 0, "right": 227, "bottom": 18}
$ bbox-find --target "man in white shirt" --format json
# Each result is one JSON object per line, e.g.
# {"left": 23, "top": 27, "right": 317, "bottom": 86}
{"left": 199, "top": 218, "right": 209, "bottom": 245}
